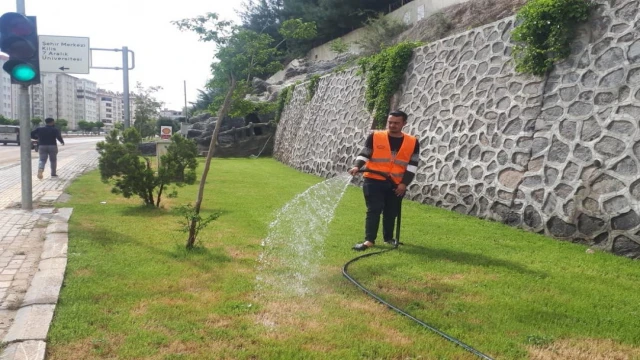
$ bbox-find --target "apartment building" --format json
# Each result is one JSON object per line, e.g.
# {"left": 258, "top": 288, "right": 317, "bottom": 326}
{"left": 159, "top": 108, "right": 184, "bottom": 120}
{"left": 0, "top": 56, "right": 12, "bottom": 119}
{"left": 97, "top": 89, "right": 136, "bottom": 130}
{"left": 1, "top": 65, "right": 141, "bottom": 131}
{"left": 18, "top": 73, "right": 99, "bottom": 129}
{"left": 76, "top": 78, "right": 99, "bottom": 124}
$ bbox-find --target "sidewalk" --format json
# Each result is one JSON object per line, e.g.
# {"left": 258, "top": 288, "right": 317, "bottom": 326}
{"left": 0, "top": 142, "right": 99, "bottom": 360}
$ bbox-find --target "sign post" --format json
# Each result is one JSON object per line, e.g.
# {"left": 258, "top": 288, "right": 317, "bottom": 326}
{"left": 90, "top": 47, "right": 135, "bottom": 129}
{"left": 160, "top": 126, "right": 172, "bottom": 140}
{"left": 38, "top": 35, "right": 90, "bottom": 74}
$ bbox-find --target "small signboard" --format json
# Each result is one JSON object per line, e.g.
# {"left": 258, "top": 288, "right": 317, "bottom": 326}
{"left": 39, "top": 35, "right": 90, "bottom": 74}
{"left": 160, "top": 126, "right": 172, "bottom": 140}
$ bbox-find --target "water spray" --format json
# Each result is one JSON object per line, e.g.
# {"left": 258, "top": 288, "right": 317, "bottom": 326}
{"left": 344, "top": 168, "right": 494, "bottom": 360}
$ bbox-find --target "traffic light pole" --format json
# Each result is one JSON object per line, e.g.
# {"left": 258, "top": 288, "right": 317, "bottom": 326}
{"left": 16, "top": 0, "right": 32, "bottom": 210}
{"left": 18, "top": 85, "right": 32, "bottom": 210}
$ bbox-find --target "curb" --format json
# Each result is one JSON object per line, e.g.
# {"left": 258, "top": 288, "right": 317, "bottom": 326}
{"left": 0, "top": 208, "right": 72, "bottom": 360}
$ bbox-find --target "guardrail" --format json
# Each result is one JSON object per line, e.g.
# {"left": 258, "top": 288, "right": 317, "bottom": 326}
{"left": 218, "top": 122, "right": 274, "bottom": 144}
{"left": 388, "top": 0, "right": 416, "bottom": 14}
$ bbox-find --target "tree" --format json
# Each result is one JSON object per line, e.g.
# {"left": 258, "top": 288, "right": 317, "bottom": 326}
{"left": 93, "top": 121, "right": 105, "bottom": 134}
{"left": 133, "top": 82, "right": 164, "bottom": 139}
{"left": 0, "top": 115, "right": 18, "bottom": 125}
{"left": 56, "top": 119, "right": 69, "bottom": 133}
{"left": 189, "top": 88, "right": 217, "bottom": 115}
{"left": 114, "top": 122, "right": 124, "bottom": 131}
{"left": 31, "top": 118, "right": 41, "bottom": 128}
{"left": 78, "top": 120, "right": 91, "bottom": 134}
{"left": 173, "top": 14, "right": 315, "bottom": 248}
{"left": 242, "top": 0, "right": 399, "bottom": 48}
{"left": 276, "top": 18, "right": 317, "bottom": 58}
{"left": 96, "top": 129, "right": 198, "bottom": 207}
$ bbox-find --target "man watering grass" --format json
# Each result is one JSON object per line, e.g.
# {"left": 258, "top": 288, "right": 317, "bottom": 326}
{"left": 348, "top": 110, "right": 420, "bottom": 251}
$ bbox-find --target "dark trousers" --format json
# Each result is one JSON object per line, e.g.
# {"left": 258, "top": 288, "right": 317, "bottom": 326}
{"left": 363, "top": 179, "right": 402, "bottom": 243}
{"left": 38, "top": 145, "right": 58, "bottom": 175}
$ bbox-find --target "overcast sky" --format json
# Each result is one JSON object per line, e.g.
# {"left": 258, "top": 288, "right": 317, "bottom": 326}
{"left": 0, "top": 0, "right": 242, "bottom": 110}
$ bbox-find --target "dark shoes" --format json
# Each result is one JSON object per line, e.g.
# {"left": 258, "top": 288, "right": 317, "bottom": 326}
{"left": 353, "top": 239, "right": 399, "bottom": 251}
{"left": 353, "top": 242, "right": 373, "bottom": 251}
{"left": 384, "top": 238, "right": 398, "bottom": 246}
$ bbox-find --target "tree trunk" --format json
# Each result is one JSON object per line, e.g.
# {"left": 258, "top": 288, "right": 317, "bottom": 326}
{"left": 156, "top": 183, "right": 164, "bottom": 208}
{"left": 186, "top": 74, "right": 237, "bottom": 249}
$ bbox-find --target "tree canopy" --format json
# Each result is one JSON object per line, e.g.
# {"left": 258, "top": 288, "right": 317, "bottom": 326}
{"left": 239, "top": 0, "right": 399, "bottom": 54}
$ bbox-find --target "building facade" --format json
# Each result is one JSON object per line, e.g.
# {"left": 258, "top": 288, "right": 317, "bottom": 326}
{"left": 0, "top": 55, "right": 12, "bottom": 120}
{"left": 97, "top": 89, "right": 136, "bottom": 130}
{"left": 76, "top": 78, "right": 99, "bottom": 124}
{"left": 159, "top": 108, "right": 184, "bottom": 120}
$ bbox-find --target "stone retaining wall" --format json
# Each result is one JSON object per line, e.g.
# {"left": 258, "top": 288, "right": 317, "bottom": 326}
{"left": 274, "top": 0, "right": 640, "bottom": 258}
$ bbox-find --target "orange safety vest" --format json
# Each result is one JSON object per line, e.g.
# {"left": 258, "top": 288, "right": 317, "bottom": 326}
{"left": 364, "top": 130, "right": 417, "bottom": 185}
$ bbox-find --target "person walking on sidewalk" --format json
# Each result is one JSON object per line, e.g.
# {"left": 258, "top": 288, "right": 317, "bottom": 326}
{"left": 348, "top": 110, "right": 420, "bottom": 251}
{"left": 31, "top": 117, "right": 65, "bottom": 179}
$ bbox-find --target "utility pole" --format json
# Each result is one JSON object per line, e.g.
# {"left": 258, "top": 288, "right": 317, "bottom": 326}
{"left": 183, "top": 80, "right": 188, "bottom": 120}
{"left": 17, "top": 0, "right": 32, "bottom": 210}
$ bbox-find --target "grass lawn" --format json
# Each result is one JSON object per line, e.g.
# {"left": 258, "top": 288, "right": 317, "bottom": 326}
{"left": 47, "top": 158, "right": 640, "bottom": 360}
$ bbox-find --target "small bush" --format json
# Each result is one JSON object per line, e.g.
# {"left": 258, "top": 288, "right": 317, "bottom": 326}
{"left": 511, "top": 0, "right": 591, "bottom": 76}
{"left": 306, "top": 75, "right": 321, "bottom": 102}
{"left": 356, "top": 13, "right": 410, "bottom": 55}
{"left": 96, "top": 128, "right": 198, "bottom": 207}
{"left": 175, "top": 204, "right": 220, "bottom": 247}
{"left": 274, "top": 86, "right": 291, "bottom": 123}
{"left": 358, "top": 41, "right": 422, "bottom": 128}
{"left": 329, "top": 38, "right": 349, "bottom": 54}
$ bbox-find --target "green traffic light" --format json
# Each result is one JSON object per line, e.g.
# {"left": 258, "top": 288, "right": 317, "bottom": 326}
{"left": 11, "top": 63, "right": 36, "bottom": 82}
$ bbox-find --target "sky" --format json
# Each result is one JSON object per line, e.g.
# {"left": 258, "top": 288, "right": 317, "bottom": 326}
{"left": 0, "top": 0, "right": 242, "bottom": 110}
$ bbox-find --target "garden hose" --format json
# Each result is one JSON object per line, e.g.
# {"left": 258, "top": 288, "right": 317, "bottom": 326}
{"left": 345, "top": 168, "right": 494, "bottom": 360}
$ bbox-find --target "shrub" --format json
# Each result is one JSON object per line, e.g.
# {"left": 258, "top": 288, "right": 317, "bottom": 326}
{"left": 329, "top": 38, "right": 349, "bottom": 54}
{"left": 358, "top": 41, "right": 422, "bottom": 128}
{"left": 511, "top": 0, "right": 591, "bottom": 76}
{"left": 356, "top": 13, "right": 410, "bottom": 55}
{"left": 306, "top": 75, "right": 321, "bottom": 102}
{"left": 97, "top": 128, "right": 198, "bottom": 207}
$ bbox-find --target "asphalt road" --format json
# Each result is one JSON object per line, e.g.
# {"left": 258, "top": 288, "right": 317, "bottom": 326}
{"left": 0, "top": 136, "right": 104, "bottom": 168}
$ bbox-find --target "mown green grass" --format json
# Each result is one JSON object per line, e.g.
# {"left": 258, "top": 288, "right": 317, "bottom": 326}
{"left": 47, "top": 158, "right": 640, "bottom": 360}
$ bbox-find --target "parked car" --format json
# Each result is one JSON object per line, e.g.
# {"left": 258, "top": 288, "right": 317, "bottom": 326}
{"left": 0, "top": 125, "right": 19, "bottom": 145}
{"left": 1, "top": 125, "right": 39, "bottom": 151}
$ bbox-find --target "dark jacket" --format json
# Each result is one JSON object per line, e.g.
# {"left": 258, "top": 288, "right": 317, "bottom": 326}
{"left": 31, "top": 125, "right": 64, "bottom": 146}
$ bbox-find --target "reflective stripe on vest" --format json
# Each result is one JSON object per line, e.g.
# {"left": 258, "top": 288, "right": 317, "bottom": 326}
{"left": 364, "top": 130, "right": 417, "bottom": 184}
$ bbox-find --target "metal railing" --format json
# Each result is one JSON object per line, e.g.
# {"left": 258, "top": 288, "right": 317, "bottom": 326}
{"left": 388, "top": 0, "right": 416, "bottom": 14}
{"left": 218, "top": 122, "right": 274, "bottom": 144}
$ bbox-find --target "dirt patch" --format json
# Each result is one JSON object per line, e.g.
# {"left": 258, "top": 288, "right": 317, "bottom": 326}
{"left": 255, "top": 297, "right": 324, "bottom": 337}
{"left": 73, "top": 268, "right": 93, "bottom": 277}
{"left": 529, "top": 338, "right": 640, "bottom": 360}
{"left": 47, "top": 335, "right": 125, "bottom": 360}
{"left": 397, "top": 0, "right": 528, "bottom": 44}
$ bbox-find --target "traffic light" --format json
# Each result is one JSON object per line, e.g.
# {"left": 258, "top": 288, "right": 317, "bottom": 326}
{"left": 0, "top": 12, "right": 40, "bottom": 85}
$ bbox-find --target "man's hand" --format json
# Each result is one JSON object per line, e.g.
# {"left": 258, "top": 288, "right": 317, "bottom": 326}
{"left": 395, "top": 183, "right": 407, "bottom": 197}
{"left": 348, "top": 167, "right": 360, "bottom": 176}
